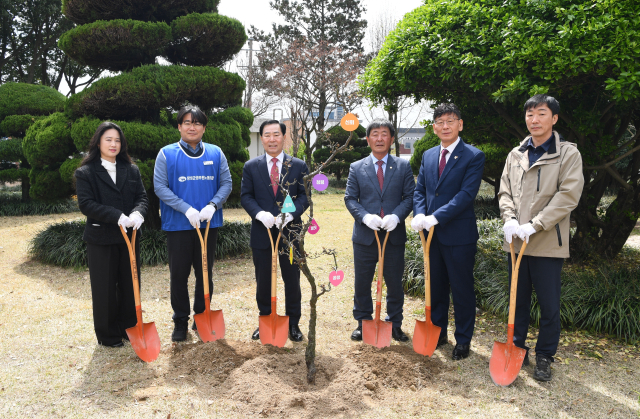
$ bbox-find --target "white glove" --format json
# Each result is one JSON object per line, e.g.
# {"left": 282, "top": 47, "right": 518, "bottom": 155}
{"left": 199, "top": 204, "right": 216, "bottom": 222}
{"left": 256, "top": 211, "right": 275, "bottom": 229}
{"left": 423, "top": 215, "right": 439, "bottom": 231}
{"left": 381, "top": 214, "right": 400, "bottom": 232}
{"left": 118, "top": 213, "right": 132, "bottom": 232}
{"left": 129, "top": 212, "right": 144, "bottom": 230}
{"left": 185, "top": 207, "right": 200, "bottom": 229}
{"left": 516, "top": 223, "right": 537, "bottom": 243}
{"left": 275, "top": 213, "right": 294, "bottom": 229}
{"left": 362, "top": 214, "right": 383, "bottom": 231}
{"left": 411, "top": 214, "right": 426, "bottom": 232}
{"left": 503, "top": 219, "right": 520, "bottom": 243}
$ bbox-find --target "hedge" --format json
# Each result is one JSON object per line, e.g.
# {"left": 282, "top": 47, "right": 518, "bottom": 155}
{"left": 65, "top": 64, "right": 245, "bottom": 121}
{"left": 22, "top": 113, "right": 75, "bottom": 168}
{"left": 59, "top": 20, "right": 172, "bottom": 72}
{"left": 59, "top": 158, "right": 82, "bottom": 186}
{"left": 0, "top": 167, "right": 29, "bottom": 182}
{"left": 0, "top": 114, "right": 44, "bottom": 137}
{"left": 28, "top": 167, "right": 73, "bottom": 201}
{"left": 0, "top": 137, "right": 24, "bottom": 162}
{"left": 409, "top": 129, "right": 440, "bottom": 175}
{"left": 165, "top": 13, "right": 246, "bottom": 67}
{"left": 0, "top": 83, "right": 65, "bottom": 123}
{"left": 0, "top": 192, "right": 78, "bottom": 216}
{"left": 62, "top": 0, "right": 220, "bottom": 25}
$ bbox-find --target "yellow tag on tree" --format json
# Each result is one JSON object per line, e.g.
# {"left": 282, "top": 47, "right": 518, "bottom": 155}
{"left": 289, "top": 246, "right": 294, "bottom": 264}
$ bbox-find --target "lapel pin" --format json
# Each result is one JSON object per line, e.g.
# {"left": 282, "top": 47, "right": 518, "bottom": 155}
{"left": 389, "top": 166, "right": 392, "bottom": 169}
{"left": 454, "top": 156, "right": 459, "bottom": 159}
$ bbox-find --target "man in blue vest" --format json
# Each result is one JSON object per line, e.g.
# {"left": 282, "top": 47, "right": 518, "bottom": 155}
{"left": 154, "top": 105, "right": 232, "bottom": 342}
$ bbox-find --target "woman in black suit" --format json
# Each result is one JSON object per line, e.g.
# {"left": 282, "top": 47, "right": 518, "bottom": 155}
{"left": 75, "top": 122, "right": 149, "bottom": 347}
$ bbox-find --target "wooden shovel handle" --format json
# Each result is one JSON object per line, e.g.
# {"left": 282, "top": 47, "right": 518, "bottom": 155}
{"left": 507, "top": 241, "right": 528, "bottom": 325}
{"left": 120, "top": 226, "right": 141, "bottom": 307}
{"left": 419, "top": 227, "right": 435, "bottom": 307}
{"left": 266, "top": 227, "right": 282, "bottom": 299}
{"left": 195, "top": 220, "right": 211, "bottom": 297}
{"left": 374, "top": 230, "right": 390, "bottom": 304}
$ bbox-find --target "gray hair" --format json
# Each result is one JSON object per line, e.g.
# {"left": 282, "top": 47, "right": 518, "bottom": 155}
{"left": 366, "top": 118, "right": 395, "bottom": 138}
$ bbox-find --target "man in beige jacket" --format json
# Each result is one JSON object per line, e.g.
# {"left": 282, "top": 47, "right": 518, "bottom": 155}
{"left": 498, "top": 94, "right": 584, "bottom": 382}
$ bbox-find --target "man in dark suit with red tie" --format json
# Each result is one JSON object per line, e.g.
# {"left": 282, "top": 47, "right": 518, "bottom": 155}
{"left": 240, "top": 120, "right": 309, "bottom": 342}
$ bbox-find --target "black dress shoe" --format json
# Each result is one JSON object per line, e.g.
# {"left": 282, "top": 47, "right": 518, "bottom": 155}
{"left": 251, "top": 327, "right": 260, "bottom": 340}
{"left": 172, "top": 320, "right": 188, "bottom": 342}
{"left": 101, "top": 341, "right": 124, "bottom": 348}
{"left": 289, "top": 324, "right": 304, "bottom": 342}
{"left": 436, "top": 329, "right": 448, "bottom": 348}
{"left": 452, "top": 343, "right": 470, "bottom": 360}
{"left": 533, "top": 354, "right": 552, "bottom": 381}
{"left": 351, "top": 325, "right": 362, "bottom": 341}
{"left": 392, "top": 327, "right": 409, "bottom": 342}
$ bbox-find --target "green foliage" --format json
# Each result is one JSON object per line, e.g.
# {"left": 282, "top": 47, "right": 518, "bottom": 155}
{"left": 135, "top": 159, "right": 156, "bottom": 192}
{"left": 409, "top": 130, "right": 439, "bottom": 175}
{"left": 313, "top": 124, "right": 368, "bottom": 179}
{"left": 0, "top": 83, "right": 65, "bottom": 123}
{"left": 59, "top": 158, "right": 82, "bottom": 186}
{"left": 227, "top": 159, "right": 244, "bottom": 205}
{"left": 22, "top": 113, "right": 74, "bottom": 168}
{"left": 166, "top": 13, "right": 246, "bottom": 67}
{"left": 0, "top": 191, "right": 77, "bottom": 216}
{"left": 0, "top": 168, "right": 30, "bottom": 182}
{"left": 59, "top": 20, "right": 172, "bottom": 72}
{"left": 403, "top": 219, "right": 640, "bottom": 342}
{"left": 0, "top": 138, "right": 25, "bottom": 163}
{"left": 29, "top": 168, "right": 73, "bottom": 201}
{"left": 0, "top": 115, "right": 44, "bottom": 137}
{"left": 475, "top": 142, "right": 510, "bottom": 182}
{"left": 62, "top": 0, "right": 220, "bottom": 25}
{"left": 66, "top": 64, "right": 246, "bottom": 121}
{"left": 29, "top": 219, "right": 250, "bottom": 268}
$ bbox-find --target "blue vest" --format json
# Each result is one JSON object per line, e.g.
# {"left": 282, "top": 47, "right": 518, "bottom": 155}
{"left": 159, "top": 142, "right": 223, "bottom": 231}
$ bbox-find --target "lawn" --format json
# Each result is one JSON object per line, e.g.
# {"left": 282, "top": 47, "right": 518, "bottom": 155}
{"left": 0, "top": 194, "right": 639, "bottom": 418}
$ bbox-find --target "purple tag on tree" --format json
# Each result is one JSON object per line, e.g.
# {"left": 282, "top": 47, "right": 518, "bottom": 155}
{"left": 312, "top": 174, "right": 329, "bottom": 191}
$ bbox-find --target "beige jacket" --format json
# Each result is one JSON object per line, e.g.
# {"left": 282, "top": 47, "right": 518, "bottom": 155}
{"left": 498, "top": 131, "right": 584, "bottom": 258}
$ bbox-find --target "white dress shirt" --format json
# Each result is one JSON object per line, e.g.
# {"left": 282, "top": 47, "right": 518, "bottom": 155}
{"left": 369, "top": 153, "right": 389, "bottom": 176}
{"left": 440, "top": 137, "right": 461, "bottom": 164}
{"left": 266, "top": 151, "right": 284, "bottom": 176}
{"left": 101, "top": 158, "right": 116, "bottom": 183}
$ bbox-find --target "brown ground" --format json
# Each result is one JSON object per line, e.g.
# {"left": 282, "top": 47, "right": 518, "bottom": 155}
{"left": 0, "top": 194, "right": 639, "bottom": 418}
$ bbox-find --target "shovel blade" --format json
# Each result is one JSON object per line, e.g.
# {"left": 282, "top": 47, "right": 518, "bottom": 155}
{"left": 489, "top": 340, "right": 527, "bottom": 387}
{"left": 413, "top": 319, "right": 441, "bottom": 357}
{"left": 194, "top": 309, "right": 225, "bottom": 343}
{"left": 362, "top": 319, "right": 392, "bottom": 348}
{"left": 126, "top": 322, "right": 161, "bottom": 363}
{"left": 259, "top": 314, "right": 289, "bottom": 348}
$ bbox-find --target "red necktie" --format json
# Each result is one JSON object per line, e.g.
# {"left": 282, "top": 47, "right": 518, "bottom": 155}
{"left": 376, "top": 160, "right": 384, "bottom": 217}
{"left": 270, "top": 157, "right": 279, "bottom": 196}
{"left": 438, "top": 149, "right": 449, "bottom": 178}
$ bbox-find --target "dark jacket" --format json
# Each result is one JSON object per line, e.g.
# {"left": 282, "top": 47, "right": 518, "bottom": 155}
{"left": 75, "top": 158, "right": 149, "bottom": 245}
{"left": 240, "top": 153, "right": 310, "bottom": 249}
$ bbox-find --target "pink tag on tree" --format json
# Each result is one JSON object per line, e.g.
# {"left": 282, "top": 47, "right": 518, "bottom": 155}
{"left": 308, "top": 218, "right": 320, "bottom": 234}
{"left": 329, "top": 270, "right": 344, "bottom": 286}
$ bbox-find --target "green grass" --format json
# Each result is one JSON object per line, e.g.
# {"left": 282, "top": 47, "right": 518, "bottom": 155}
{"left": 403, "top": 219, "right": 640, "bottom": 342}
{"left": 0, "top": 191, "right": 78, "bottom": 216}
{"left": 29, "top": 220, "right": 252, "bottom": 268}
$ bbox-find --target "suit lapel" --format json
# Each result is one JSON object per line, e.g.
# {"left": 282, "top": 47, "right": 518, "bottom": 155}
{"left": 430, "top": 147, "right": 440, "bottom": 190}
{"left": 94, "top": 160, "right": 119, "bottom": 191}
{"left": 381, "top": 155, "right": 397, "bottom": 197}
{"left": 363, "top": 157, "right": 382, "bottom": 196}
{"left": 258, "top": 155, "right": 276, "bottom": 202}
{"left": 436, "top": 140, "right": 464, "bottom": 188}
{"left": 115, "top": 162, "right": 128, "bottom": 191}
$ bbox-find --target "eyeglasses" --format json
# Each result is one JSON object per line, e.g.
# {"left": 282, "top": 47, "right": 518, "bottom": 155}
{"left": 433, "top": 118, "right": 459, "bottom": 127}
{"left": 181, "top": 121, "right": 203, "bottom": 127}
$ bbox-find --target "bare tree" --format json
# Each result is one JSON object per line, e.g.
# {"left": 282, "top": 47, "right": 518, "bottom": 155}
{"left": 235, "top": 41, "right": 280, "bottom": 118}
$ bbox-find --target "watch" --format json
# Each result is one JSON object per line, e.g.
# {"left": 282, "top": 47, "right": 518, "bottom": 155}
{"left": 209, "top": 202, "right": 218, "bottom": 211}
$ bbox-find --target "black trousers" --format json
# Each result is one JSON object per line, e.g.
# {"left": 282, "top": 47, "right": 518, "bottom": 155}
{"left": 252, "top": 240, "right": 301, "bottom": 326}
{"left": 353, "top": 238, "right": 405, "bottom": 328}
{"left": 429, "top": 232, "right": 477, "bottom": 345}
{"left": 166, "top": 228, "right": 218, "bottom": 323}
{"left": 508, "top": 253, "right": 564, "bottom": 360}
{"left": 87, "top": 239, "right": 139, "bottom": 346}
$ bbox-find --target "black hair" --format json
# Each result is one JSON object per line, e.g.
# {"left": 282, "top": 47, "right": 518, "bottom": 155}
{"left": 177, "top": 105, "right": 208, "bottom": 125}
{"left": 80, "top": 121, "right": 131, "bottom": 167}
{"left": 523, "top": 94, "right": 560, "bottom": 115}
{"left": 433, "top": 103, "right": 462, "bottom": 121}
{"left": 259, "top": 120, "right": 287, "bottom": 136}
{"left": 366, "top": 118, "right": 395, "bottom": 138}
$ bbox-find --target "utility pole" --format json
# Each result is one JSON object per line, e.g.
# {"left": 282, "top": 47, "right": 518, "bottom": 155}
{"left": 246, "top": 38, "right": 254, "bottom": 110}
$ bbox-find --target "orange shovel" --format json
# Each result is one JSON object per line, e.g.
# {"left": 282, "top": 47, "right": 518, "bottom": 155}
{"left": 120, "top": 226, "right": 161, "bottom": 363}
{"left": 259, "top": 228, "right": 289, "bottom": 347}
{"left": 490, "top": 240, "right": 528, "bottom": 386}
{"left": 413, "top": 227, "right": 442, "bottom": 356}
{"left": 362, "top": 230, "right": 393, "bottom": 348}
{"left": 194, "top": 220, "right": 225, "bottom": 342}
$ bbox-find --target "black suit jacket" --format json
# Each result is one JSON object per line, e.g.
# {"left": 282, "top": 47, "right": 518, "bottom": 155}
{"left": 75, "top": 158, "right": 149, "bottom": 245}
{"left": 240, "top": 153, "right": 310, "bottom": 249}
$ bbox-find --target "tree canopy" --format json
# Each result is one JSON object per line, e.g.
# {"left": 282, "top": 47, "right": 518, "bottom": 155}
{"left": 361, "top": 0, "right": 640, "bottom": 259}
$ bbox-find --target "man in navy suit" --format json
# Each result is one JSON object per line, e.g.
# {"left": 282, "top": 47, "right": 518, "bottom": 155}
{"left": 412, "top": 103, "right": 485, "bottom": 360}
{"left": 345, "top": 118, "right": 415, "bottom": 342}
{"left": 241, "top": 120, "right": 309, "bottom": 342}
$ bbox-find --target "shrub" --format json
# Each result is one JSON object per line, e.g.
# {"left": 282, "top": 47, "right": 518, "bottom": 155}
{"left": 0, "top": 114, "right": 44, "bottom": 137}
{"left": 59, "top": 20, "right": 172, "bottom": 71}
{"left": 313, "top": 124, "right": 368, "bottom": 180}
{"left": 0, "top": 83, "right": 66, "bottom": 123}
{"left": 409, "top": 130, "right": 439, "bottom": 175}
{"left": 403, "top": 219, "right": 640, "bottom": 342}
{"left": 60, "top": 158, "right": 82, "bottom": 186}
{"left": 29, "top": 168, "right": 73, "bottom": 201}
{"left": 23, "top": 113, "right": 74, "bottom": 168}
{"left": 227, "top": 159, "right": 244, "bottom": 205}
{"left": 165, "top": 13, "right": 246, "bottom": 67}
{"left": 0, "top": 137, "right": 24, "bottom": 162}
{"left": 65, "top": 64, "right": 246, "bottom": 121}
{"left": 29, "top": 219, "right": 251, "bottom": 268}
{"left": 0, "top": 192, "right": 78, "bottom": 216}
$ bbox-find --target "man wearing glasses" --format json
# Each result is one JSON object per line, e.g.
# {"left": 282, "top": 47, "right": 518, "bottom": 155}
{"left": 411, "top": 103, "right": 485, "bottom": 360}
{"left": 154, "top": 105, "right": 232, "bottom": 342}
